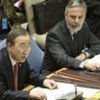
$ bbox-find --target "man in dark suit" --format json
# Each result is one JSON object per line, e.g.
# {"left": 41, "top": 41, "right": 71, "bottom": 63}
{"left": 0, "top": 27, "right": 57, "bottom": 100}
{"left": 41, "top": 0, "right": 100, "bottom": 75}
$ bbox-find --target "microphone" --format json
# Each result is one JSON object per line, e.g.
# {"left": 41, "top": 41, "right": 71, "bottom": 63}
{"left": 56, "top": 83, "right": 83, "bottom": 100}
{"left": 53, "top": 72, "right": 83, "bottom": 100}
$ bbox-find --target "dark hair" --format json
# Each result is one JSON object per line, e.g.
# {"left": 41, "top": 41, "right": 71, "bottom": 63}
{"left": 6, "top": 27, "right": 30, "bottom": 45}
{"left": 65, "top": 0, "right": 87, "bottom": 14}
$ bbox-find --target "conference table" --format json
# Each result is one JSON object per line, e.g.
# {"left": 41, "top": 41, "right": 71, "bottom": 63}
{"left": 47, "top": 68, "right": 100, "bottom": 89}
{"left": 23, "top": 68, "right": 100, "bottom": 99}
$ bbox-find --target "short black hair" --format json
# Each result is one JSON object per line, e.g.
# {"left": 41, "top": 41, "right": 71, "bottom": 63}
{"left": 6, "top": 27, "right": 30, "bottom": 45}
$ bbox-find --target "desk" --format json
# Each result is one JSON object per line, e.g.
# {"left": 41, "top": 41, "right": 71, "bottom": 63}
{"left": 23, "top": 85, "right": 34, "bottom": 91}
{"left": 47, "top": 68, "right": 100, "bottom": 99}
{"left": 29, "top": 82, "right": 100, "bottom": 100}
{"left": 23, "top": 68, "right": 100, "bottom": 99}
{"left": 48, "top": 68, "right": 100, "bottom": 89}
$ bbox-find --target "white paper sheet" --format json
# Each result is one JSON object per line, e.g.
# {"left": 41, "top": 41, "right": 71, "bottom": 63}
{"left": 32, "top": 82, "right": 99, "bottom": 100}
{"left": 87, "top": 54, "right": 100, "bottom": 64}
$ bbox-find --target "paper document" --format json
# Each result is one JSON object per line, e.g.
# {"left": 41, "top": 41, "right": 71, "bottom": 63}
{"left": 87, "top": 54, "right": 100, "bottom": 64}
{"left": 32, "top": 82, "right": 99, "bottom": 100}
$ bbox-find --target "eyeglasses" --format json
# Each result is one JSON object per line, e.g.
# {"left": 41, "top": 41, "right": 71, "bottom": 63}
{"left": 15, "top": 43, "right": 31, "bottom": 52}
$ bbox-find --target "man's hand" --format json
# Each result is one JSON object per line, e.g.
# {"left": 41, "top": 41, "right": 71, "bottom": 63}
{"left": 84, "top": 60, "right": 100, "bottom": 71}
{"left": 29, "top": 79, "right": 57, "bottom": 100}
{"left": 29, "top": 89, "right": 47, "bottom": 100}
{"left": 75, "top": 53, "right": 86, "bottom": 61}
{"left": 43, "top": 79, "right": 58, "bottom": 89}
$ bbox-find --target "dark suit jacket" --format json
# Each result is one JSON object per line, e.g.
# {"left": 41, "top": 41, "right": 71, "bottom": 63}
{"left": 0, "top": 48, "right": 45, "bottom": 100}
{"left": 42, "top": 20, "right": 100, "bottom": 74}
{"left": 84, "top": 0, "right": 100, "bottom": 39}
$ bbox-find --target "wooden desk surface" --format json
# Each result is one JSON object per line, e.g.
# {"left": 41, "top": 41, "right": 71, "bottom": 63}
{"left": 23, "top": 68, "right": 100, "bottom": 91}
{"left": 47, "top": 68, "right": 67, "bottom": 78}
{"left": 48, "top": 68, "right": 100, "bottom": 89}
{"left": 23, "top": 85, "right": 34, "bottom": 91}
{"left": 23, "top": 68, "right": 100, "bottom": 99}
{"left": 48, "top": 68, "right": 100, "bottom": 99}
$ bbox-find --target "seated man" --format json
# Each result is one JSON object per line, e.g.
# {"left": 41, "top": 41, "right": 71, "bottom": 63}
{"left": 0, "top": 27, "right": 57, "bottom": 100}
{"left": 0, "top": 37, "right": 44, "bottom": 73}
{"left": 41, "top": 0, "right": 100, "bottom": 75}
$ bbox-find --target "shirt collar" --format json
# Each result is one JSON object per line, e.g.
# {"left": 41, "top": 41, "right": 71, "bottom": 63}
{"left": 9, "top": 54, "right": 17, "bottom": 67}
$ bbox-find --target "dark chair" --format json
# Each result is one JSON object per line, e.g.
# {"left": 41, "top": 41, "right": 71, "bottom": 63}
{"left": 0, "top": 37, "right": 44, "bottom": 73}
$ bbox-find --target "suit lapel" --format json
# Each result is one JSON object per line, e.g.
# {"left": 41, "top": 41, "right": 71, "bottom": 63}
{"left": 4, "top": 49, "right": 15, "bottom": 90}
{"left": 63, "top": 32, "right": 77, "bottom": 56}
{"left": 57, "top": 22, "right": 76, "bottom": 56}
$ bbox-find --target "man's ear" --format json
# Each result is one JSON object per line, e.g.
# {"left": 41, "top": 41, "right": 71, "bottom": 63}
{"left": 64, "top": 11, "right": 66, "bottom": 17}
{"left": 64, "top": 11, "right": 68, "bottom": 21}
{"left": 7, "top": 43, "right": 13, "bottom": 49}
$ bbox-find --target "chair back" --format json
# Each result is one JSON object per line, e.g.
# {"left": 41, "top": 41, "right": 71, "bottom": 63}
{"left": 27, "top": 37, "right": 44, "bottom": 72}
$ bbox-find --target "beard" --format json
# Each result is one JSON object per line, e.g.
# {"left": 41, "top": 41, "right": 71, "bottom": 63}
{"left": 67, "top": 23, "right": 82, "bottom": 33}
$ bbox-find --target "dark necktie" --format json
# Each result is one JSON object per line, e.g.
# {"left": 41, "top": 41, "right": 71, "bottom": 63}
{"left": 73, "top": 33, "right": 77, "bottom": 40}
{"left": 14, "top": 63, "right": 19, "bottom": 90}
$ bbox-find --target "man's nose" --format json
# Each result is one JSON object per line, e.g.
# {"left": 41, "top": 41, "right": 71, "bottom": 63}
{"left": 23, "top": 48, "right": 30, "bottom": 55}
{"left": 75, "top": 17, "right": 79, "bottom": 23}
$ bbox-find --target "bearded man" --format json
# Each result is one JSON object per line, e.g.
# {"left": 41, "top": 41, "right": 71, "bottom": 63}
{"left": 41, "top": 0, "right": 100, "bottom": 75}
